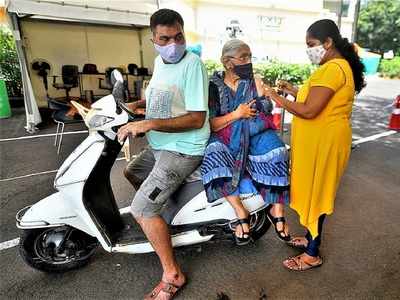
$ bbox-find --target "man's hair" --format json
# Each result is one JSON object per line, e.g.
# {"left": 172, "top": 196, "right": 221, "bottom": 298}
{"left": 150, "top": 9, "right": 184, "bottom": 32}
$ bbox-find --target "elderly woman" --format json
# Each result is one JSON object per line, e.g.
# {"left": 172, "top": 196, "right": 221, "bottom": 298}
{"left": 201, "top": 39, "right": 290, "bottom": 245}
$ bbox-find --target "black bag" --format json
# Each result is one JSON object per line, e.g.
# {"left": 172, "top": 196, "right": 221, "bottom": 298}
{"left": 82, "top": 63, "right": 99, "bottom": 74}
{"left": 137, "top": 67, "right": 149, "bottom": 76}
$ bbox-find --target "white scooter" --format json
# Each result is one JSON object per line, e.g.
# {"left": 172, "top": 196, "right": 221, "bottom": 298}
{"left": 16, "top": 70, "right": 271, "bottom": 273}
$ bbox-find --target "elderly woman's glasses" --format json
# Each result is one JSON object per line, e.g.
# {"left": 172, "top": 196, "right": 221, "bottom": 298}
{"left": 227, "top": 54, "right": 252, "bottom": 63}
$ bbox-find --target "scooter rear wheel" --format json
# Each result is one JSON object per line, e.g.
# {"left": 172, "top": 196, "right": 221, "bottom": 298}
{"left": 249, "top": 208, "right": 271, "bottom": 241}
{"left": 19, "top": 226, "right": 98, "bottom": 273}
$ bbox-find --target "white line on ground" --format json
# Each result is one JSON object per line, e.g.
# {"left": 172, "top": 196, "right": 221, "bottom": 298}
{"left": 0, "top": 156, "right": 136, "bottom": 182}
{"left": 0, "top": 170, "right": 58, "bottom": 182}
{"left": 0, "top": 130, "right": 88, "bottom": 142}
{"left": 0, "top": 238, "right": 20, "bottom": 251}
{"left": 352, "top": 130, "right": 398, "bottom": 145}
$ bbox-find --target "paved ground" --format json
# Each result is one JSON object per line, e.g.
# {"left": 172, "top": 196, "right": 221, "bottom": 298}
{"left": 0, "top": 77, "right": 399, "bottom": 299}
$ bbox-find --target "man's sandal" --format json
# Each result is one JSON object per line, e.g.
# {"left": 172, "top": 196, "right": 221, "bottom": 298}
{"left": 266, "top": 205, "right": 291, "bottom": 242}
{"left": 283, "top": 254, "right": 323, "bottom": 271}
{"left": 232, "top": 217, "right": 252, "bottom": 246}
{"left": 144, "top": 280, "right": 186, "bottom": 300}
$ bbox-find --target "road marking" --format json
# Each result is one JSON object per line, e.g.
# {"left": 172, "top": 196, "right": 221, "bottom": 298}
{"left": 0, "top": 130, "right": 88, "bottom": 142}
{"left": 0, "top": 238, "right": 20, "bottom": 251}
{"left": 0, "top": 170, "right": 58, "bottom": 182}
{"left": 352, "top": 130, "right": 398, "bottom": 145}
{"left": 0, "top": 156, "right": 136, "bottom": 182}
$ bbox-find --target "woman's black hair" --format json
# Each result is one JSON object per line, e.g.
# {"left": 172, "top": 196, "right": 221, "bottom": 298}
{"left": 307, "top": 19, "right": 366, "bottom": 93}
{"left": 150, "top": 9, "right": 184, "bottom": 32}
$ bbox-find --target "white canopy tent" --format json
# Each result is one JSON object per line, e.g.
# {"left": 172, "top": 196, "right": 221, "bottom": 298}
{"left": 5, "top": 0, "right": 159, "bottom": 133}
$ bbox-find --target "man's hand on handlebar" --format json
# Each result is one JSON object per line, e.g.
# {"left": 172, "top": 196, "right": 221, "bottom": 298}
{"left": 126, "top": 101, "right": 146, "bottom": 115}
{"left": 117, "top": 120, "right": 153, "bottom": 144}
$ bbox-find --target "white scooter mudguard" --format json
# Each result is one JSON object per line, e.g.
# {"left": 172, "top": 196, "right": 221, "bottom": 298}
{"left": 16, "top": 132, "right": 113, "bottom": 251}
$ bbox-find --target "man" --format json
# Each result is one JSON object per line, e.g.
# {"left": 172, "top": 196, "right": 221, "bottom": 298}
{"left": 117, "top": 8, "right": 209, "bottom": 300}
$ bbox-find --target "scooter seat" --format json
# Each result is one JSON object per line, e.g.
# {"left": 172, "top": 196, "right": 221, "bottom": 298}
{"left": 184, "top": 166, "right": 202, "bottom": 183}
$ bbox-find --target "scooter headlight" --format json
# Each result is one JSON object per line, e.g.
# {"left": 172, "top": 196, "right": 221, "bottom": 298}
{"left": 88, "top": 115, "right": 114, "bottom": 127}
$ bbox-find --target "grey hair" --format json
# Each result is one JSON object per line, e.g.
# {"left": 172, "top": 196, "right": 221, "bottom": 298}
{"left": 221, "top": 39, "right": 249, "bottom": 58}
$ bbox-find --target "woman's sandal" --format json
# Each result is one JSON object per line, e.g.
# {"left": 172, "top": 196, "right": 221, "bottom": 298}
{"left": 266, "top": 204, "right": 291, "bottom": 242}
{"left": 144, "top": 280, "right": 186, "bottom": 300}
{"left": 232, "top": 217, "right": 252, "bottom": 246}
{"left": 287, "top": 237, "right": 308, "bottom": 250}
{"left": 283, "top": 254, "right": 323, "bottom": 271}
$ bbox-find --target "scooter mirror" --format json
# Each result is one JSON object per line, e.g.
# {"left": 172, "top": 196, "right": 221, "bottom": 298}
{"left": 110, "top": 69, "right": 124, "bottom": 86}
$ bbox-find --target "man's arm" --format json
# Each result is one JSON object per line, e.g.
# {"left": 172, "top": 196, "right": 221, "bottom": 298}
{"left": 117, "top": 111, "right": 206, "bottom": 142}
{"left": 151, "top": 111, "right": 206, "bottom": 132}
{"left": 127, "top": 99, "right": 146, "bottom": 111}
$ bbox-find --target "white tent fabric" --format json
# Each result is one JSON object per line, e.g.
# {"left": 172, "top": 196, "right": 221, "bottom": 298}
{"left": 6, "top": 0, "right": 158, "bottom": 27}
{"left": 5, "top": 0, "right": 158, "bottom": 133}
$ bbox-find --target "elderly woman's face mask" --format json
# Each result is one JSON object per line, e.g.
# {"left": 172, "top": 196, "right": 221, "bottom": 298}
{"left": 228, "top": 52, "right": 253, "bottom": 79}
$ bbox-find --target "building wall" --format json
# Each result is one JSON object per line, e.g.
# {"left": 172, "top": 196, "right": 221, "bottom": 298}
{"left": 21, "top": 19, "right": 156, "bottom": 106}
{"left": 165, "top": 0, "right": 356, "bottom": 63}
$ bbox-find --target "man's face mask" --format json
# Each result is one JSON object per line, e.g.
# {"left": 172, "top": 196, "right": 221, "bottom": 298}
{"left": 233, "top": 62, "right": 254, "bottom": 80}
{"left": 154, "top": 42, "right": 186, "bottom": 64}
{"left": 306, "top": 44, "right": 327, "bottom": 65}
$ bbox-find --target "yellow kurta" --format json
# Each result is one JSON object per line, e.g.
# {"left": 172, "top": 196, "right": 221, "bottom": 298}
{"left": 290, "top": 58, "right": 355, "bottom": 238}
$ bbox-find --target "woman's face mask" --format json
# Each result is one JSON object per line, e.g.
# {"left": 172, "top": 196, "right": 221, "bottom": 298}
{"left": 233, "top": 62, "right": 254, "bottom": 80}
{"left": 306, "top": 44, "right": 327, "bottom": 65}
{"left": 154, "top": 42, "right": 186, "bottom": 64}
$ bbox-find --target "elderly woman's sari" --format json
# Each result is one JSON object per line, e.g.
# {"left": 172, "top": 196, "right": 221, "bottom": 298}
{"left": 201, "top": 71, "right": 290, "bottom": 204}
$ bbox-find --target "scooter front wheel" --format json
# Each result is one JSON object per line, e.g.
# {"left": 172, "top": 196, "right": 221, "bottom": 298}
{"left": 19, "top": 226, "right": 98, "bottom": 273}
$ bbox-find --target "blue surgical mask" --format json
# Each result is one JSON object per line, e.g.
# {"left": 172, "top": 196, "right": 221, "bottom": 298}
{"left": 154, "top": 42, "right": 186, "bottom": 63}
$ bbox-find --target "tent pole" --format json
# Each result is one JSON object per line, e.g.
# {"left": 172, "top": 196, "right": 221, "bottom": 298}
{"left": 9, "top": 12, "right": 42, "bottom": 133}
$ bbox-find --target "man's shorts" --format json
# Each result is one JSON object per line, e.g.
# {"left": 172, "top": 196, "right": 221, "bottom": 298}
{"left": 126, "top": 147, "right": 202, "bottom": 218}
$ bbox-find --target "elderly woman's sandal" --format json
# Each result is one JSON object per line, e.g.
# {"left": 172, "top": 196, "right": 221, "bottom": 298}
{"left": 232, "top": 217, "right": 251, "bottom": 246}
{"left": 266, "top": 205, "right": 291, "bottom": 242}
{"left": 283, "top": 254, "right": 323, "bottom": 271}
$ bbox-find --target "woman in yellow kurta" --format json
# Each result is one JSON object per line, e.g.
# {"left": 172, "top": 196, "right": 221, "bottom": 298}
{"left": 264, "top": 19, "right": 366, "bottom": 271}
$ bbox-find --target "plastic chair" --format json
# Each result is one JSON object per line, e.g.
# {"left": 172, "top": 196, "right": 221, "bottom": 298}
{"left": 52, "top": 65, "right": 79, "bottom": 101}
{"left": 98, "top": 67, "right": 124, "bottom": 90}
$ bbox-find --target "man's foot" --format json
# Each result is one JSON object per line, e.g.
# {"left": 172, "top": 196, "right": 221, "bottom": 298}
{"left": 283, "top": 253, "right": 323, "bottom": 271}
{"left": 145, "top": 273, "right": 186, "bottom": 300}
{"left": 266, "top": 204, "right": 290, "bottom": 242}
{"left": 287, "top": 237, "right": 308, "bottom": 250}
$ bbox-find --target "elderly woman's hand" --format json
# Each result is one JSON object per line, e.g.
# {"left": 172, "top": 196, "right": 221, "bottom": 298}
{"left": 233, "top": 100, "right": 257, "bottom": 119}
{"left": 254, "top": 74, "right": 265, "bottom": 97}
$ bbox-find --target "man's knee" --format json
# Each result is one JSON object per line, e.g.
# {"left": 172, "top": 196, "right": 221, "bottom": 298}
{"left": 130, "top": 189, "right": 163, "bottom": 219}
{"left": 124, "top": 167, "right": 142, "bottom": 190}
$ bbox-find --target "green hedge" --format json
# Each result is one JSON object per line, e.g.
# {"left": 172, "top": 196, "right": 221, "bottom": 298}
{"left": 0, "top": 27, "right": 22, "bottom": 97}
{"left": 379, "top": 57, "right": 400, "bottom": 78}
{"left": 204, "top": 59, "right": 315, "bottom": 85}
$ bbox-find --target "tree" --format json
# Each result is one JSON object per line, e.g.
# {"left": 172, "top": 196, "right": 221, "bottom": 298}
{"left": 356, "top": 0, "right": 400, "bottom": 55}
{"left": 0, "top": 26, "right": 22, "bottom": 97}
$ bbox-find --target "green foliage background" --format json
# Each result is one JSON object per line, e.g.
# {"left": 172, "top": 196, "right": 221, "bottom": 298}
{"left": 357, "top": 0, "right": 400, "bottom": 55}
{"left": 204, "top": 59, "right": 315, "bottom": 85}
{"left": 379, "top": 57, "right": 400, "bottom": 78}
{"left": 0, "top": 26, "right": 22, "bottom": 97}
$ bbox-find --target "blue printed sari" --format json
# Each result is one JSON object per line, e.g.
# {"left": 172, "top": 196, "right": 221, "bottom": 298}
{"left": 201, "top": 71, "right": 290, "bottom": 204}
